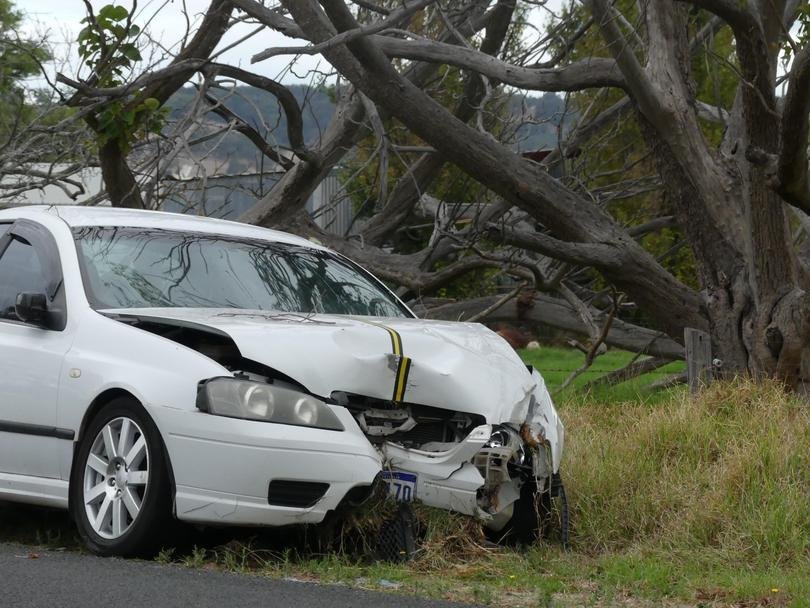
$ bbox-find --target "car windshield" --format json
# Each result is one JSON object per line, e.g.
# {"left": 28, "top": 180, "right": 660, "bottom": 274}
{"left": 73, "top": 226, "right": 409, "bottom": 317}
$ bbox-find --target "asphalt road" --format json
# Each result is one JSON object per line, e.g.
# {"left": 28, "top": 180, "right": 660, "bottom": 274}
{"left": 0, "top": 543, "right": 474, "bottom": 608}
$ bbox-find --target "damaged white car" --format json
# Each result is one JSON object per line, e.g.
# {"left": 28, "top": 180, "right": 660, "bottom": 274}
{"left": 0, "top": 206, "right": 564, "bottom": 556}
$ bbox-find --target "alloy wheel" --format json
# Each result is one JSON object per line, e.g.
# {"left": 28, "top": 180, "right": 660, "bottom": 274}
{"left": 83, "top": 416, "right": 150, "bottom": 539}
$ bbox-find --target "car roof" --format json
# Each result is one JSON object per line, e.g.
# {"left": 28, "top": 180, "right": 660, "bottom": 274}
{"left": 0, "top": 205, "right": 324, "bottom": 250}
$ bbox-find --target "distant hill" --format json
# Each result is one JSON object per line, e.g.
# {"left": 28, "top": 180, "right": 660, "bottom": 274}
{"left": 166, "top": 85, "right": 565, "bottom": 172}
{"left": 167, "top": 84, "right": 335, "bottom": 173}
{"left": 510, "top": 92, "right": 569, "bottom": 152}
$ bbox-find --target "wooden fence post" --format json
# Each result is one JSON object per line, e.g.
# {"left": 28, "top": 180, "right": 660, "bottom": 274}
{"left": 685, "top": 327, "right": 712, "bottom": 394}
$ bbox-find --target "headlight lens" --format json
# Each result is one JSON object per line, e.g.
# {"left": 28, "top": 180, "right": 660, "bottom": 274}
{"left": 293, "top": 397, "right": 319, "bottom": 425}
{"left": 197, "top": 377, "right": 344, "bottom": 431}
{"left": 243, "top": 384, "right": 275, "bottom": 418}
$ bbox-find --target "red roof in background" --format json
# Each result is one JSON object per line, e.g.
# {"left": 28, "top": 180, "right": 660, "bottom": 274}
{"left": 522, "top": 149, "right": 553, "bottom": 163}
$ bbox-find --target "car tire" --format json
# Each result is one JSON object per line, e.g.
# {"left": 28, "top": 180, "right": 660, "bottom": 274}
{"left": 485, "top": 479, "right": 552, "bottom": 545}
{"left": 70, "top": 397, "right": 173, "bottom": 557}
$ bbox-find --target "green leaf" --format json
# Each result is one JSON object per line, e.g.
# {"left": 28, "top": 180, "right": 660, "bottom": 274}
{"left": 142, "top": 97, "right": 160, "bottom": 111}
{"left": 121, "top": 45, "right": 141, "bottom": 62}
{"left": 98, "top": 104, "right": 118, "bottom": 120}
{"left": 105, "top": 121, "right": 123, "bottom": 138}
{"left": 98, "top": 4, "right": 129, "bottom": 22}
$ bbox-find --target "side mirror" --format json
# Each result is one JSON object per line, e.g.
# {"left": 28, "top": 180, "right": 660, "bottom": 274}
{"left": 15, "top": 292, "right": 49, "bottom": 326}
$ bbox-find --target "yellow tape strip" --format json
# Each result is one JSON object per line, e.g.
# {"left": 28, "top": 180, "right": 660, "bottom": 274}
{"left": 354, "top": 318, "right": 409, "bottom": 402}
{"left": 393, "top": 356, "right": 412, "bottom": 402}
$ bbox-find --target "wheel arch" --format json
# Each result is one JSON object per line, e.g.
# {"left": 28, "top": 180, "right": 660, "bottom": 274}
{"left": 69, "top": 388, "right": 177, "bottom": 517}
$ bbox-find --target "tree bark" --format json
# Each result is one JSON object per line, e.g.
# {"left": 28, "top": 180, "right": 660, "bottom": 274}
{"left": 282, "top": 0, "right": 707, "bottom": 340}
{"left": 419, "top": 293, "right": 685, "bottom": 360}
{"left": 98, "top": 139, "right": 144, "bottom": 209}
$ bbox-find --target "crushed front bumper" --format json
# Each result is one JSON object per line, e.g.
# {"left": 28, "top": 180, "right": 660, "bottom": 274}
{"left": 380, "top": 416, "right": 562, "bottom": 525}
{"left": 382, "top": 424, "right": 492, "bottom": 518}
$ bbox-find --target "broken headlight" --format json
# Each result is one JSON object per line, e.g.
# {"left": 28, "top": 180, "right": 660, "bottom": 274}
{"left": 196, "top": 377, "right": 344, "bottom": 431}
{"left": 483, "top": 425, "right": 526, "bottom": 466}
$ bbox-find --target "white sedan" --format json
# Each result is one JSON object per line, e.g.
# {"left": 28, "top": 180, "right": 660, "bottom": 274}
{"left": 0, "top": 206, "right": 564, "bottom": 556}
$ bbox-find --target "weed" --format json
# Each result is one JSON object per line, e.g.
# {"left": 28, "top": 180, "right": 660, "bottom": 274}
{"left": 182, "top": 546, "right": 208, "bottom": 568}
{"left": 155, "top": 547, "right": 175, "bottom": 563}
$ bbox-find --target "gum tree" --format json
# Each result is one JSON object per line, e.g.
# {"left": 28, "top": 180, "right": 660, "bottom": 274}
{"left": 263, "top": 0, "right": 810, "bottom": 382}
{"left": 59, "top": 1, "right": 810, "bottom": 384}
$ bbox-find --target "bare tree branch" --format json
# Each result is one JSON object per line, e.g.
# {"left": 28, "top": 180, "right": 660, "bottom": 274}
{"left": 202, "top": 92, "right": 295, "bottom": 170}
{"left": 375, "top": 38, "right": 626, "bottom": 91}
{"left": 467, "top": 281, "right": 527, "bottom": 323}
{"left": 202, "top": 63, "right": 317, "bottom": 163}
{"left": 584, "top": 355, "right": 671, "bottom": 389}
{"left": 491, "top": 225, "right": 623, "bottom": 268}
{"left": 556, "top": 291, "right": 620, "bottom": 393}
{"left": 251, "top": 0, "right": 437, "bottom": 63}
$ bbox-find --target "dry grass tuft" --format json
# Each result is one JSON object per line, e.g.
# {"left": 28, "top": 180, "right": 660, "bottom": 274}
{"left": 410, "top": 508, "right": 496, "bottom": 570}
{"left": 326, "top": 492, "right": 496, "bottom": 566}
{"left": 563, "top": 378, "right": 810, "bottom": 566}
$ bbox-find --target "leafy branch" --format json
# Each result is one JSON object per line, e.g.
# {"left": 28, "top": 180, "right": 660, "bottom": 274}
{"left": 77, "top": 3, "right": 165, "bottom": 152}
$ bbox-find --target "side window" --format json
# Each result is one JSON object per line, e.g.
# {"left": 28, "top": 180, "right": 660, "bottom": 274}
{"left": 0, "top": 224, "right": 9, "bottom": 238}
{"left": 0, "top": 236, "right": 48, "bottom": 321}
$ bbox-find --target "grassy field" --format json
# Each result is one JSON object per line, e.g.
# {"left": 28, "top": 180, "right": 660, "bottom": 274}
{"left": 1, "top": 348, "right": 808, "bottom": 608}
{"left": 519, "top": 346, "right": 685, "bottom": 403}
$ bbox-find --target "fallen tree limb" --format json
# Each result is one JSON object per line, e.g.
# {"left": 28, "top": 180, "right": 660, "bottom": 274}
{"left": 647, "top": 371, "right": 687, "bottom": 391}
{"left": 556, "top": 292, "right": 621, "bottom": 393}
{"left": 418, "top": 293, "right": 684, "bottom": 360}
{"left": 584, "top": 356, "right": 671, "bottom": 389}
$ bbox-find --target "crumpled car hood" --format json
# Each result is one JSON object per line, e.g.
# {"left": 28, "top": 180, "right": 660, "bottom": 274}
{"left": 105, "top": 308, "right": 538, "bottom": 424}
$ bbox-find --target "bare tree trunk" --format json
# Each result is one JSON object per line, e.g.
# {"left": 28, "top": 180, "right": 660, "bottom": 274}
{"left": 285, "top": 0, "right": 707, "bottom": 340}
{"left": 57, "top": 0, "right": 810, "bottom": 385}
{"left": 98, "top": 140, "right": 144, "bottom": 209}
{"left": 590, "top": 0, "right": 810, "bottom": 381}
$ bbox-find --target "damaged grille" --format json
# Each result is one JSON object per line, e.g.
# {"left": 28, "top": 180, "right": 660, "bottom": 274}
{"left": 335, "top": 392, "right": 485, "bottom": 448}
{"left": 384, "top": 420, "right": 447, "bottom": 446}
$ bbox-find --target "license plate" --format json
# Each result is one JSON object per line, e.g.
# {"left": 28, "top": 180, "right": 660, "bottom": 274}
{"left": 382, "top": 471, "right": 417, "bottom": 502}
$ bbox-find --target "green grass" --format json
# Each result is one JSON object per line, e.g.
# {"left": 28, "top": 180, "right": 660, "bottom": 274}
{"left": 519, "top": 346, "right": 686, "bottom": 403}
{"left": 255, "top": 377, "right": 806, "bottom": 607}
{"left": 558, "top": 378, "right": 810, "bottom": 607}
{"left": 1, "top": 349, "right": 807, "bottom": 608}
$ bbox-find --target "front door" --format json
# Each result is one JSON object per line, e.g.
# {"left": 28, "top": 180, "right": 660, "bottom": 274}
{"left": 0, "top": 220, "right": 72, "bottom": 479}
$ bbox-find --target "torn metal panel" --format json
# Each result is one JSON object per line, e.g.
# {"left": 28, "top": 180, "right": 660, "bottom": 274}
{"left": 100, "top": 308, "right": 538, "bottom": 422}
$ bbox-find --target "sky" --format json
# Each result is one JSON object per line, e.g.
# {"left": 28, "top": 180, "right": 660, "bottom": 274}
{"left": 19, "top": 0, "right": 562, "bottom": 90}
{"left": 21, "top": 0, "right": 341, "bottom": 87}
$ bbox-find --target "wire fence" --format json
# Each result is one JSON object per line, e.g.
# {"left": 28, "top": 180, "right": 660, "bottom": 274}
{"left": 540, "top": 369, "right": 678, "bottom": 375}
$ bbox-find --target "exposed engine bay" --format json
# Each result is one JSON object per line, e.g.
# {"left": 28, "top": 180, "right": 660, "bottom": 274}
{"left": 331, "top": 392, "right": 486, "bottom": 447}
